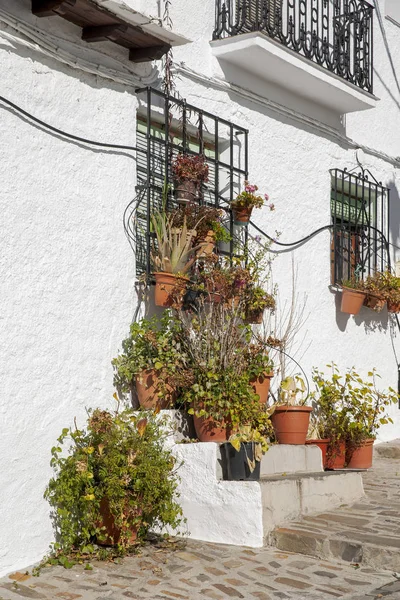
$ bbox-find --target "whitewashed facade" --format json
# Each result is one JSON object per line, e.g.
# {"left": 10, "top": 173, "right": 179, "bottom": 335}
{"left": 1, "top": 0, "right": 400, "bottom": 577}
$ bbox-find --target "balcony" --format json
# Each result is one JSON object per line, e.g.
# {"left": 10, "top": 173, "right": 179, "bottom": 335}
{"left": 211, "top": 0, "right": 377, "bottom": 115}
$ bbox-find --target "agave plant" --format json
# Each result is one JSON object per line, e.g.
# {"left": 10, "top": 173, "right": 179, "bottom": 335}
{"left": 150, "top": 209, "right": 200, "bottom": 274}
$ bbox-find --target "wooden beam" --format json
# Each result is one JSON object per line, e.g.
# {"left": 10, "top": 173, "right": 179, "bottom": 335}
{"left": 82, "top": 24, "right": 127, "bottom": 43}
{"left": 129, "top": 44, "right": 170, "bottom": 63}
{"left": 32, "top": 0, "right": 76, "bottom": 17}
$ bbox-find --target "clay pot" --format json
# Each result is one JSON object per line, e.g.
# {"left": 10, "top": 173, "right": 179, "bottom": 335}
{"left": 341, "top": 287, "right": 367, "bottom": 315}
{"left": 154, "top": 272, "right": 189, "bottom": 308}
{"left": 346, "top": 438, "right": 374, "bottom": 469}
{"left": 174, "top": 180, "right": 198, "bottom": 204}
{"left": 245, "top": 308, "right": 264, "bottom": 324}
{"left": 363, "top": 294, "right": 386, "bottom": 312}
{"left": 198, "top": 230, "right": 216, "bottom": 257}
{"left": 250, "top": 372, "right": 273, "bottom": 404}
{"left": 97, "top": 498, "right": 139, "bottom": 546}
{"left": 306, "top": 439, "right": 330, "bottom": 469}
{"left": 193, "top": 413, "right": 232, "bottom": 443}
{"left": 387, "top": 300, "right": 400, "bottom": 313}
{"left": 270, "top": 405, "right": 313, "bottom": 445}
{"left": 326, "top": 441, "right": 346, "bottom": 470}
{"left": 232, "top": 206, "right": 253, "bottom": 224}
{"left": 135, "top": 369, "right": 175, "bottom": 410}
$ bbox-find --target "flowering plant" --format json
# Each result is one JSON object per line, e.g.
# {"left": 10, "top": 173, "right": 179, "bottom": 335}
{"left": 231, "top": 181, "right": 274, "bottom": 211}
{"left": 172, "top": 153, "right": 209, "bottom": 184}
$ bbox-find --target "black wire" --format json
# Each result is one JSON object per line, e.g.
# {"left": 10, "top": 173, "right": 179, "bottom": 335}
{"left": 250, "top": 222, "right": 334, "bottom": 247}
{"left": 0, "top": 95, "right": 139, "bottom": 153}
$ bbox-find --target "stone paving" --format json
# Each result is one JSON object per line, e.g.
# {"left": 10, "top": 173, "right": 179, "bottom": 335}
{"left": 1, "top": 449, "right": 400, "bottom": 600}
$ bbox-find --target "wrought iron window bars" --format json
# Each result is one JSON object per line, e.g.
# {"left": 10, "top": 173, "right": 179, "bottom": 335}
{"left": 213, "top": 0, "right": 374, "bottom": 94}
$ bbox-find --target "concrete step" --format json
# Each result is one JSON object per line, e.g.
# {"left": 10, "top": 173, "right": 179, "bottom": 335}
{"left": 269, "top": 456, "right": 400, "bottom": 571}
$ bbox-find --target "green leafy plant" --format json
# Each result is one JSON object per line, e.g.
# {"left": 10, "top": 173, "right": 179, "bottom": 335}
{"left": 44, "top": 409, "right": 183, "bottom": 562}
{"left": 278, "top": 375, "right": 308, "bottom": 406}
{"left": 245, "top": 285, "right": 276, "bottom": 313}
{"left": 228, "top": 425, "right": 269, "bottom": 472}
{"left": 112, "top": 313, "right": 187, "bottom": 396}
{"left": 151, "top": 210, "right": 200, "bottom": 274}
{"left": 244, "top": 343, "right": 274, "bottom": 380}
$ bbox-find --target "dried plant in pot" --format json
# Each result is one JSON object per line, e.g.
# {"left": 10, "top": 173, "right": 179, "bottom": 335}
{"left": 269, "top": 375, "right": 312, "bottom": 445}
{"left": 44, "top": 409, "right": 183, "bottom": 563}
{"left": 151, "top": 210, "right": 202, "bottom": 308}
{"left": 372, "top": 270, "right": 400, "bottom": 313}
{"left": 362, "top": 271, "right": 387, "bottom": 312}
{"left": 172, "top": 153, "right": 209, "bottom": 204}
{"left": 230, "top": 181, "right": 274, "bottom": 224}
{"left": 112, "top": 313, "right": 186, "bottom": 410}
{"left": 340, "top": 278, "right": 367, "bottom": 315}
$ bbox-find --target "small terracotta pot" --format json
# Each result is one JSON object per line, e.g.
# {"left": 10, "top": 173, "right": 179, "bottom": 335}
{"left": 250, "top": 372, "right": 273, "bottom": 404}
{"left": 154, "top": 272, "right": 189, "bottom": 308}
{"left": 346, "top": 438, "right": 374, "bottom": 469}
{"left": 245, "top": 308, "right": 264, "bottom": 324}
{"left": 174, "top": 179, "right": 198, "bottom": 204}
{"left": 198, "top": 230, "right": 216, "bottom": 257}
{"left": 341, "top": 287, "right": 366, "bottom": 315}
{"left": 97, "top": 498, "right": 139, "bottom": 547}
{"left": 306, "top": 439, "right": 330, "bottom": 469}
{"left": 326, "top": 441, "right": 346, "bottom": 470}
{"left": 387, "top": 300, "right": 400, "bottom": 313}
{"left": 363, "top": 294, "right": 386, "bottom": 313}
{"left": 135, "top": 369, "right": 175, "bottom": 410}
{"left": 270, "top": 405, "right": 313, "bottom": 445}
{"left": 193, "top": 413, "right": 232, "bottom": 443}
{"left": 232, "top": 206, "right": 253, "bottom": 224}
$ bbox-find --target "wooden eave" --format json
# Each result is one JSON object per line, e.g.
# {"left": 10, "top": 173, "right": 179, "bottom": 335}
{"left": 32, "top": 0, "right": 171, "bottom": 62}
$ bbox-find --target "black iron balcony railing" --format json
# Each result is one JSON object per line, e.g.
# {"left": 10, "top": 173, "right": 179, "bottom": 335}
{"left": 213, "top": 0, "right": 374, "bottom": 94}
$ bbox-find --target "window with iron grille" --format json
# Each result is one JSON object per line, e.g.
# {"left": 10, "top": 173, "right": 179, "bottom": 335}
{"left": 330, "top": 168, "right": 390, "bottom": 285}
{"left": 130, "top": 87, "right": 249, "bottom": 277}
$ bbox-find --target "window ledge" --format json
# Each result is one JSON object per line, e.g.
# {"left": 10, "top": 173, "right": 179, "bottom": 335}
{"left": 211, "top": 32, "right": 378, "bottom": 115}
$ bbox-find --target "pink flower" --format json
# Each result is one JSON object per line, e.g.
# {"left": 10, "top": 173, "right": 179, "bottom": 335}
{"left": 264, "top": 193, "right": 269, "bottom": 201}
{"left": 269, "top": 203, "right": 275, "bottom": 211}
{"left": 245, "top": 183, "right": 257, "bottom": 193}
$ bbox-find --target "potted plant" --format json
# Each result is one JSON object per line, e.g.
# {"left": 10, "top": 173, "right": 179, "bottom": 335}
{"left": 245, "top": 285, "right": 276, "bottom": 324}
{"left": 362, "top": 272, "right": 387, "bottom": 312}
{"left": 172, "top": 153, "right": 209, "bottom": 204}
{"left": 222, "top": 425, "right": 270, "bottom": 481}
{"left": 151, "top": 209, "right": 201, "bottom": 308}
{"left": 112, "top": 313, "right": 185, "bottom": 410}
{"left": 170, "top": 204, "right": 230, "bottom": 257}
{"left": 230, "top": 181, "right": 272, "bottom": 224}
{"left": 244, "top": 343, "right": 274, "bottom": 404}
{"left": 269, "top": 375, "right": 313, "bottom": 445}
{"left": 373, "top": 270, "right": 400, "bottom": 313}
{"left": 343, "top": 368, "right": 398, "bottom": 469}
{"left": 340, "top": 278, "right": 367, "bottom": 315}
{"left": 44, "top": 409, "right": 183, "bottom": 560}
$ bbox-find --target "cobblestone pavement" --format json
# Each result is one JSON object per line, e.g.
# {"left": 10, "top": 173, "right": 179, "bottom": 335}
{"left": 1, "top": 451, "right": 400, "bottom": 600}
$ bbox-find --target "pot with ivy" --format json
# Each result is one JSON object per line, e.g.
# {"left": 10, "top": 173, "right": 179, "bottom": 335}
{"left": 172, "top": 153, "right": 209, "bottom": 204}
{"left": 340, "top": 278, "right": 367, "bottom": 315}
{"left": 151, "top": 209, "right": 202, "bottom": 308}
{"left": 269, "top": 375, "right": 313, "bottom": 445}
{"left": 112, "top": 313, "right": 186, "bottom": 410}
{"left": 44, "top": 408, "right": 183, "bottom": 563}
{"left": 222, "top": 425, "right": 270, "bottom": 481}
{"left": 244, "top": 343, "right": 274, "bottom": 404}
{"left": 230, "top": 181, "right": 273, "bottom": 225}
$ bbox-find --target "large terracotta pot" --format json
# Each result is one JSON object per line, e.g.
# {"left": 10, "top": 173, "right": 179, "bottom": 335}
{"left": 364, "top": 294, "right": 386, "bottom": 313}
{"left": 193, "top": 413, "right": 231, "bottom": 443}
{"left": 232, "top": 206, "right": 253, "bottom": 224}
{"left": 174, "top": 179, "right": 198, "bottom": 204}
{"left": 346, "top": 438, "right": 374, "bottom": 469}
{"left": 97, "top": 498, "right": 139, "bottom": 547}
{"left": 135, "top": 369, "right": 175, "bottom": 410}
{"left": 154, "top": 272, "right": 189, "bottom": 308}
{"left": 250, "top": 372, "right": 273, "bottom": 404}
{"left": 326, "top": 441, "right": 346, "bottom": 469}
{"left": 270, "top": 405, "right": 313, "bottom": 445}
{"left": 306, "top": 439, "right": 330, "bottom": 469}
{"left": 341, "top": 287, "right": 366, "bottom": 315}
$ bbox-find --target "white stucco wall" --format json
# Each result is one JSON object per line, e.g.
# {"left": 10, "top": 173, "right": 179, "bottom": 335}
{"left": 0, "top": 0, "right": 400, "bottom": 578}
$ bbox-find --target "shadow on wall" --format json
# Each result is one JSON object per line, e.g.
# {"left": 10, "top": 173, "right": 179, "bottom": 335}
{"left": 333, "top": 285, "right": 389, "bottom": 334}
{"left": 388, "top": 181, "right": 400, "bottom": 264}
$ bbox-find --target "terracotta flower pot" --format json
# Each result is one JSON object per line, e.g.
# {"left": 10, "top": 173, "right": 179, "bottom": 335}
{"left": 326, "top": 441, "right": 346, "bottom": 470}
{"left": 306, "top": 439, "right": 330, "bottom": 469}
{"left": 97, "top": 498, "right": 139, "bottom": 547}
{"left": 387, "top": 300, "right": 400, "bottom": 313}
{"left": 198, "top": 230, "right": 216, "bottom": 257}
{"left": 346, "top": 438, "right": 374, "bottom": 469}
{"left": 363, "top": 294, "right": 386, "bottom": 313}
{"left": 232, "top": 205, "right": 253, "bottom": 224}
{"left": 245, "top": 308, "right": 265, "bottom": 324}
{"left": 340, "top": 287, "right": 366, "bottom": 315}
{"left": 193, "top": 413, "right": 232, "bottom": 443}
{"left": 135, "top": 369, "right": 175, "bottom": 410}
{"left": 250, "top": 372, "right": 273, "bottom": 404}
{"left": 270, "top": 405, "right": 313, "bottom": 445}
{"left": 174, "top": 180, "right": 198, "bottom": 204}
{"left": 154, "top": 272, "right": 189, "bottom": 308}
